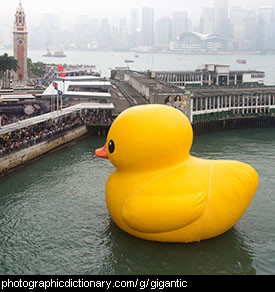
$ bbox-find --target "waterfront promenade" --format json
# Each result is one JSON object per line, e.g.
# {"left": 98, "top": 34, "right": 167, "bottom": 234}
{"left": 0, "top": 103, "right": 114, "bottom": 175}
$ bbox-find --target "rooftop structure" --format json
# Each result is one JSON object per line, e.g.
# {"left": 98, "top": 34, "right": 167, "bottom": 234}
{"left": 111, "top": 69, "right": 186, "bottom": 104}
{"left": 42, "top": 77, "right": 112, "bottom": 104}
{"left": 170, "top": 32, "right": 227, "bottom": 52}
{"left": 154, "top": 64, "right": 265, "bottom": 87}
{"left": 190, "top": 86, "right": 275, "bottom": 123}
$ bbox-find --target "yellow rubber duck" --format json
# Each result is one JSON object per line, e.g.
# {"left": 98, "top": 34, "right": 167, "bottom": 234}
{"left": 95, "top": 105, "right": 258, "bottom": 243}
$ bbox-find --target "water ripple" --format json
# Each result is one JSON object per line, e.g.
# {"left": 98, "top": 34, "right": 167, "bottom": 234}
{"left": 0, "top": 130, "right": 275, "bottom": 274}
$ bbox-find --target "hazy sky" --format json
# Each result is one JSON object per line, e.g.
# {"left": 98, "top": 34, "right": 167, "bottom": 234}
{"left": 1, "top": 0, "right": 275, "bottom": 28}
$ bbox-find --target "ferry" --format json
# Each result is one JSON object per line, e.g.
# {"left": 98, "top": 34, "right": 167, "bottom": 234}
{"left": 43, "top": 51, "right": 67, "bottom": 58}
{"left": 236, "top": 58, "right": 247, "bottom": 64}
{"left": 124, "top": 59, "right": 135, "bottom": 63}
{"left": 43, "top": 45, "right": 67, "bottom": 58}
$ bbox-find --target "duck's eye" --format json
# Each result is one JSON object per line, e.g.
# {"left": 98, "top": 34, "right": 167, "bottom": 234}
{"left": 108, "top": 140, "right": 115, "bottom": 154}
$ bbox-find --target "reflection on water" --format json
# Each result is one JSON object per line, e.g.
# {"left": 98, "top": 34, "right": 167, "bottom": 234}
{"left": 104, "top": 221, "right": 255, "bottom": 275}
{"left": 0, "top": 129, "right": 275, "bottom": 274}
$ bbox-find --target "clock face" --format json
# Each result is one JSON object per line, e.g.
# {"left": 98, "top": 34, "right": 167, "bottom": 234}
{"left": 17, "top": 39, "right": 24, "bottom": 45}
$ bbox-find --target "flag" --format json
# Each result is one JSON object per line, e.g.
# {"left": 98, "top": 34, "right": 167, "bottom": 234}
{"left": 57, "top": 65, "right": 64, "bottom": 71}
{"left": 60, "top": 72, "right": 66, "bottom": 77}
{"left": 52, "top": 82, "right": 58, "bottom": 90}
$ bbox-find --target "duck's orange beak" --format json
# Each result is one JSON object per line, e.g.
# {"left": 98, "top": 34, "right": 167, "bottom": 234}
{"left": 95, "top": 143, "right": 108, "bottom": 159}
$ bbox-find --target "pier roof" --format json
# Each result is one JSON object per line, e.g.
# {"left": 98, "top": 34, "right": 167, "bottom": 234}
{"left": 0, "top": 94, "right": 35, "bottom": 100}
{"left": 191, "top": 86, "right": 275, "bottom": 97}
{"left": 42, "top": 80, "right": 112, "bottom": 99}
{"left": 128, "top": 71, "right": 184, "bottom": 93}
{"left": 59, "top": 76, "right": 106, "bottom": 81}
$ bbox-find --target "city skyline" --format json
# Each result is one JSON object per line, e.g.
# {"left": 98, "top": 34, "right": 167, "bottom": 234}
{"left": 1, "top": 0, "right": 274, "bottom": 28}
{"left": 1, "top": 0, "right": 275, "bottom": 52}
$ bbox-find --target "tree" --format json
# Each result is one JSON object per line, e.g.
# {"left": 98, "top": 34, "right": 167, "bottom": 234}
{"left": 27, "top": 58, "right": 47, "bottom": 78}
{"left": 0, "top": 53, "right": 19, "bottom": 89}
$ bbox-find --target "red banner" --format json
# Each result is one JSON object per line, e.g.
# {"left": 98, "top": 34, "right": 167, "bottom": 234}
{"left": 60, "top": 72, "right": 66, "bottom": 77}
{"left": 57, "top": 66, "right": 64, "bottom": 71}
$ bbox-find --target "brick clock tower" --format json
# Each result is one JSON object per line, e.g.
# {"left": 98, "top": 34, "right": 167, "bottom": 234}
{"left": 13, "top": 1, "right": 28, "bottom": 83}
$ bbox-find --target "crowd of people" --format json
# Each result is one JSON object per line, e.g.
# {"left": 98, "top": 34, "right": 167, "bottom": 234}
{"left": 0, "top": 114, "right": 33, "bottom": 127}
{"left": 0, "top": 109, "right": 115, "bottom": 157}
{"left": 85, "top": 109, "right": 114, "bottom": 125}
{"left": 0, "top": 113, "right": 85, "bottom": 157}
{"left": 166, "top": 95, "right": 188, "bottom": 113}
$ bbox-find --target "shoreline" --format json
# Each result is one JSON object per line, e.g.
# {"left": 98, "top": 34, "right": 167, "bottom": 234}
{"left": 2, "top": 48, "right": 275, "bottom": 56}
{"left": 2, "top": 116, "right": 275, "bottom": 178}
{"left": 0, "top": 125, "right": 88, "bottom": 178}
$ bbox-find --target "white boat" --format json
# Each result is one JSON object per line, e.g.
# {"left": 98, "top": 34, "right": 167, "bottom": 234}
{"left": 236, "top": 58, "right": 247, "bottom": 64}
{"left": 124, "top": 59, "right": 135, "bottom": 63}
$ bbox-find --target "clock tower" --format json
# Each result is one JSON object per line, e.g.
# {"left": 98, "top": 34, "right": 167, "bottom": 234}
{"left": 13, "top": 1, "right": 28, "bottom": 83}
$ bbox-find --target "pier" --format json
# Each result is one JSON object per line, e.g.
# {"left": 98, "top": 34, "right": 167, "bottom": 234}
{"left": 110, "top": 67, "right": 275, "bottom": 136}
{"left": 154, "top": 64, "right": 265, "bottom": 88}
{"left": 2, "top": 67, "right": 275, "bottom": 175}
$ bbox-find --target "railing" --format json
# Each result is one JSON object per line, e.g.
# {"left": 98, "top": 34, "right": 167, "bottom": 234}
{"left": 0, "top": 121, "right": 84, "bottom": 158}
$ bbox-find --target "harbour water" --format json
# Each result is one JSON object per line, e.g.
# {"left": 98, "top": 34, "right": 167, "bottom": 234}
{"left": 1, "top": 49, "right": 275, "bottom": 85}
{"left": 0, "top": 128, "right": 275, "bottom": 275}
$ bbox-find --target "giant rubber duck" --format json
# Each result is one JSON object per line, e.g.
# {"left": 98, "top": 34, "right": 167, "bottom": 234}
{"left": 95, "top": 105, "right": 258, "bottom": 243}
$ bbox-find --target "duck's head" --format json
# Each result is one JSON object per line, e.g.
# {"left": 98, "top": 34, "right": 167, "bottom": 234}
{"left": 95, "top": 105, "right": 193, "bottom": 171}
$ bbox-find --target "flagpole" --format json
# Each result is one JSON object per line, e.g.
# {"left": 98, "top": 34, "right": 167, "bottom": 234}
{"left": 61, "top": 79, "right": 64, "bottom": 110}
{"left": 57, "top": 87, "right": 59, "bottom": 111}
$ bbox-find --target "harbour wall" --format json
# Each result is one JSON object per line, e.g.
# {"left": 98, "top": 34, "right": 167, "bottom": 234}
{"left": 0, "top": 125, "right": 88, "bottom": 177}
{"left": 1, "top": 116, "right": 274, "bottom": 177}
{"left": 192, "top": 116, "right": 275, "bottom": 136}
{"left": 88, "top": 116, "right": 275, "bottom": 137}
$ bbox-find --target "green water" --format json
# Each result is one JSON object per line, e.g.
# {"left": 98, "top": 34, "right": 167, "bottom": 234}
{"left": 0, "top": 128, "right": 274, "bottom": 275}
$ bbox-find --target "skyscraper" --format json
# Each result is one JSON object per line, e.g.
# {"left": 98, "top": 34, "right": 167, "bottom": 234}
{"left": 257, "top": 6, "right": 274, "bottom": 51}
{"left": 99, "top": 18, "right": 111, "bottom": 49}
{"left": 130, "top": 8, "right": 139, "bottom": 48}
{"left": 214, "top": 0, "right": 229, "bottom": 38}
{"left": 172, "top": 12, "right": 189, "bottom": 41}
{"left": 141, "top": 7, "right": 154, "bottom": 47}
{"left": 245, "top": 11, "right": 257, "bottom": 51}
{"left": 155, "top": 17, "right": 172, "bottom": 48}
{"left": 119, "top": 17, "right": 129, "bottom": 49}
{"left": 200, "top": 8, "right": 215, "bottom": 35}
{"left": 229, "top": 6, "right": 246, "bottom": 50}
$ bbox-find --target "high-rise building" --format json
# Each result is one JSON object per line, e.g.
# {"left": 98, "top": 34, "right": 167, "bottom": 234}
{"left": 172, "top": 12, "right": 189, "bottom": 41}
{"left": 141, "top": 7, "right": 154, "bottom": 47}
{"left": 244, "top": 11, "right": 257, "bottom": 51}
{"left": 13, "top": 1, "right": 28, "bottom": 83}
{"left": 229, "top": 6, "right": 247, "bottom": 50}
{"left": 130, "top": 8, "right": 139, "bottom": 48}
{"left": 40, "top": 13, "right": 61, "bottom": 49}
{"left": 257, "top": 6, "right": 274, "bottom": 51}
{"left": 74, "top": 15, "right": 91, "bottom": 49}
{"left": 99, "top": 18, "right": 111, "bottom": 49}
{"left": 200, "top": 8, "right": 215, "bottom": 35}
{"left": 214, "top": 0, "right": 229, "bottom": 38}
{"left": 155, "top": 17, "right": 172, "bottom": 48}
{"left": 119, "top": 17, "right": 129, "bottom": 49}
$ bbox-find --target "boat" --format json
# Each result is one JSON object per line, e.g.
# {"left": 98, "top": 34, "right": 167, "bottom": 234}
{"left": 124, "top": 59, "right": 135, "bottom": 63}
{"left": 134, "top": 55, "right": 139, "bottom": 58}
{"left": 236, "top": 58, "right": 247, "bottom": 64}
{"left": 43, "top": 51, "right": 67, "bottom": 58}
{"left": 43, "top": 45, "right": 67, "bottom": 58}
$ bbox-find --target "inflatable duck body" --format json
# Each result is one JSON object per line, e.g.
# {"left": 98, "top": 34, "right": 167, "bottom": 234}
{"left": 95, "top": 105, "right": 258, "bottom": 243}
